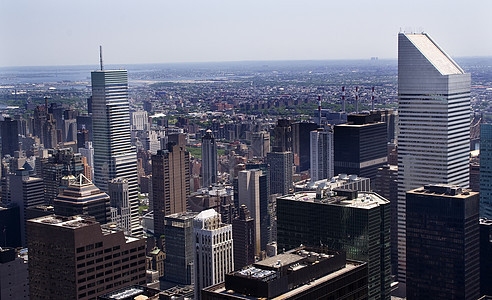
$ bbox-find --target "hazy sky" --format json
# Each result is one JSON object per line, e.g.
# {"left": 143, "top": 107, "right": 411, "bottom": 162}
{"left": 1, "top": 0, "right": 491, "bottom": 67}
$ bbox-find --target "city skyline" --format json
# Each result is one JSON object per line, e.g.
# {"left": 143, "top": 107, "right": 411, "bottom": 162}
{"left": 1, "top": 0, "right": 491, "bottom": 67}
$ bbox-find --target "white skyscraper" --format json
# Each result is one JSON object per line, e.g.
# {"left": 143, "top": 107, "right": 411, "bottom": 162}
{"left": 91, "top": 69, "right": 142, "bottom": 236}
{"left": 310, "top": 127, "right": 334, "bottom": 182}
{"left": 193, "top": 209, "right": 233, "bottom": 300}
{"left": 397, "top": 32, "right": 471, "bottom": 291}
{"left": 201, "top": 130, "right": 217, "bottom": 188}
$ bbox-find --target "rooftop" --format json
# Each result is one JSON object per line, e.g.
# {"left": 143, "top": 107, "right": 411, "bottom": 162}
{"left": 403, "top": 33, "right": 464, "bottom": 75}
{"left": 408, "top": 184, "right": 477, "bottom": 198}
{"left": 279, "top": 190, "right": 388, "bottom": 209}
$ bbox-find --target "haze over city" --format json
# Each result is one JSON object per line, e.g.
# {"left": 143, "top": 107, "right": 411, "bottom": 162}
{"left": 1, "top": 0, "right": 492, "bottom": 67}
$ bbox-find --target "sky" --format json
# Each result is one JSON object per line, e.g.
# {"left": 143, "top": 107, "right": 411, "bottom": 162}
{"left": 1, "top": 0, "right": 491, "bottom": 67}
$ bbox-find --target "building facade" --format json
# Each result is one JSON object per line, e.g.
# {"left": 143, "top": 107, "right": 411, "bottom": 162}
{"left": 152, "top": 144, "right": 190, "bottom": 238}
{"left": 310, "top": 127, "right": 334, "bottom": 182}
{"left": 480, "top": 123, "right": 492, "bottom": 218}
{"left": 193, "top": 209, "right": 234, "bottom": 300}
{"left": 108, "top": 177, "right": 131, "bottom": 234}
{"left": 267, "top": 151, "right": 293, "bottom": 196}
{"left": 27, "top": 215, "right": 146, "bottom": 300}
{"left": 202, "top": 130, "right": 217, "bottom": 188}
{"left": 232, "top": 205, "right": 255, "bottom": 270}
{"left": 397, "top": 32, "right": 471, "bottom": 287}
{"left": 91, "top": 69, "right": 141, "bottom": 236}
{"left": 406, "top": 185, "right": 479, "bottom": 299}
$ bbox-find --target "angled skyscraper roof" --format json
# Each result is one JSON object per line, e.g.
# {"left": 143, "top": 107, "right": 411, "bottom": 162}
{"left": 401, "top": 33, "right": 464, "bottom": 75}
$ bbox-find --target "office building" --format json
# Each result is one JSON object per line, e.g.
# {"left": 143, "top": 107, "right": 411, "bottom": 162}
{"left": 310, "top": 127, "right": 334, "bottom": 181}
{"left": 8, "top": 165, "right": 44, "bottom": 246}
{"left": 267, "top": 151, "right": 293, "bottom": 196}
{"left": 481, "top": 124, "right": 492, "bottom": 218}
{"left": 292, "top": 122, "right": 318, "bottom": 172}
{"left": 272, "top": 119, "right": 292, "bottom": 152}
{"left": 334, "top": 111, "right": 387, "bottom": 182}
{"left": 193, "top": 209, "right": 234, "bottom": 300}
{"left": 480, "top": 218, "right": 492, "bottom": 297}
{"left": 202, "top": 130, "right": 217, "bottom": 188}
{"left": 406, "top": 185, "right": 479, "bottom": 299}
{"left": 237, "top": 170, "right": 262, "bottom": 256}
{"left": 41, "top": 148, "right": 85, "bottom": 205}
{"left": 294, "top": 173, "right": 371, "bottom": 193}
{"left": 0, "top": 247, "right": 29, "bottom": 300}
{"left": 0, "top": 117, "right": 20, "bottom": 158}
{"left": 108, "top": 177, "right": 131, "bottom": 234}
{"left": 0, "top": 204, "right": 21, "bottom": 248}
{"left": 152, "top": 144, "right": 190, "bottom": 238}
{"left": 79, "top": 141, "right": 94, "bottom": 180}
{"left": 202, "top": 246, "right": 368, "bottom": 300}
{"left": 276, "top": 190, "right": 391, "bottom": 300}
{"left": 91, "top": 69, "right": 141, "bottom": 236}
{"left": 163, "top": 211, "right": 197, "bottom": 285}
{"left": 232, "top": 205, "right": 255, "bottom": 270}
{"left": 397, "top": 33, "right": 471, "bottom": 287}
{"left": 131, "top": 111, "right": 149, "bottom": 131}
{"left": 27, "top": 215, "right": 146, "bottom": 300}
{"left": 54, "top": 174, "right": 111, "bottom": 224}
{"left": 374, "top": 164, "right": 398, "bottom": 276}
{"left": 250, "top": 131, "right": 270, "bottom": 158}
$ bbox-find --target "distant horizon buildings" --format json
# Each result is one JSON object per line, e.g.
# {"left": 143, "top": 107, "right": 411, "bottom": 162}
{"left": 397, "top": 32, "right": 471, "bottom": 290}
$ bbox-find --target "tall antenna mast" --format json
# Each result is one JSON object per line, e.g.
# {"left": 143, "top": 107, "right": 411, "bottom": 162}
{"left": 99, "top": 45, "right": 104, "bottom": 71}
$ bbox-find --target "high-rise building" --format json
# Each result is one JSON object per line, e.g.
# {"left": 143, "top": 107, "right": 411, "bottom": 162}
{"left": 193, "top": 209, "right": 234, "bottom": 300}
{"left": 292, "top": 122, "right": 318, "bottom": 172}
{"left": 397, "top": 33, "right": 471, "bottom": 287}
{"left": 8, "top": 165, "right": 44, "bottom": 246}
{"left": 232, "top": 205, "right": 255, "bottom": 270}
{"left": 0, "top": 247, "right": 29, "bottom": 300}
{"left": 237, "top": 169, "right": 261, "bottom": 256}
{"left": 91, "top": 69, "right": 141, "bottom": 236}
{"left": 480, "top": 218, "right": 492, "bottom": 297}
{"left": 276, "top": 190, "right": 391, "bottom": 300}
{"left": 27, "top": 215, "right": 146, "bottom": 300}
{"left": 54, "top": 174, "right": 110, "bottom": 224}
{"left": 79, "top": 141, "right": 94, "bottom": 180}
{"left": 480, "top": 123, "right": 492, "bottom": 218}
{"left": 272, "top": 119, "right": 292, "bottom": 152}
{"left": 267, "top": 151, "right": 293, "bottom": 196}
{"left": 152, "top": 144, "right": 190, "bottom": 238}
{"left": 131, "top": 111, "right": 149, "bottom": 131}
{"left": 202, "top": 130, "right": 217, "bottom": 188}
{"left": 334, "top": 111, "right": 387, "bottom": 182}
{"left": 41, "top": 148, "right": 84, "bottom": 205}
{"left": 0, "top": 204, "right": 21, "bottom": 248}
{"left": 202, "top": 246, "right": 368, "bottom": 300}
{"left": 163, "top": 211, "right": 197, "bottom": 285}
{"left": 108, "top": 177, "right": 131, "bottom": 234}
{"left": 310, "top": 127, "right": 334, "bottom": 182}
{"left": 250, "top": 131, "right": 270, "bottom": 158}
{"left": 0, "top": 117, "right": 20, "bottom": 158}
{"left": 406, "top": 185, "right": 479, "bottom": 299}
{"left": 374, "top": 164, "right": 398, "bottom": 276}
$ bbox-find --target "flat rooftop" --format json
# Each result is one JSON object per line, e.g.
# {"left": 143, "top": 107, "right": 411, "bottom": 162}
{"left": 279, "top": 191, "right": 388, "bottom": 209}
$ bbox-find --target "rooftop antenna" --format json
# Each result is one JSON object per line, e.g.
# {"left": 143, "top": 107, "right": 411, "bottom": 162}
{"left": 318, "top": 95, "right": 322, "bottom": 126}
{"left": 99, "top": 45, "right": 104, "bottom": 71}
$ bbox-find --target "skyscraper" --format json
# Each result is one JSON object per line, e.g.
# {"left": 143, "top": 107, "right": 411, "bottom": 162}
{"left": 232, "top": 205, "right": 255, "bottom": 270}
{"left": 108, "top": 177, "right": 131, "bottom": 234}
{"left": 292, "top": 122, "right": 318, "bottom": 172}
{"left": 406, "top": 185, "right": 479, "bottom": 299}
{"left": 53, "top": 174, "right": 111, "bottom": 224}
{"left": 310, "top": 127, "right": 334, "bottom": 182}
{"left": 0, "top": 117, "right": 20, "bottom": 158}
{"left": 91, "top": 69, "right": 141, "bottom": 236}
{"left": 480, "top": 123, "right": 492, "bottom": 218}
{"left": 152, "top": 144, "right": 190, "bottom": 238}
{"left": 237, "top": 169, "right": 261, "bottom": 256}
{"left": 27, "top": 215, "right": 146, "bottom": 300}
{"left": 276, "top": 190, "right": 391, "bottom": 300}
{"left": 333, "top": 111, "right": 387, "bottom": 181}
{"left": 397, "top": 32, "right": 471, "bottom": 287}
{"left": 193, "top": 209, "right": 234, "bottom": 300}
{"left": 267, "top": 151, "right": 293, "bottom": 196}
{"left": 201, "top": 130, "right": 217, "bottom": 188}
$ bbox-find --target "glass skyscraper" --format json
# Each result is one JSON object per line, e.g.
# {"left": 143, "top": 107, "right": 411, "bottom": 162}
{"left": 397, "top": 32, "right": 471, "bottom": 288}
{"left": 91, "top": 70, "right": 142, "bottom": 236}
{"left": 480, "top": 123, "right": 492, "bottom": 218}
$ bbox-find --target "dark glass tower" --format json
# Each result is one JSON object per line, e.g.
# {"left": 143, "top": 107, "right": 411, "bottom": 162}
{"left": 334, "top": 111, "right": 387, "bottom": 182}
{"left": 406, "top": 185, "right": 479, "bottom": 300}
